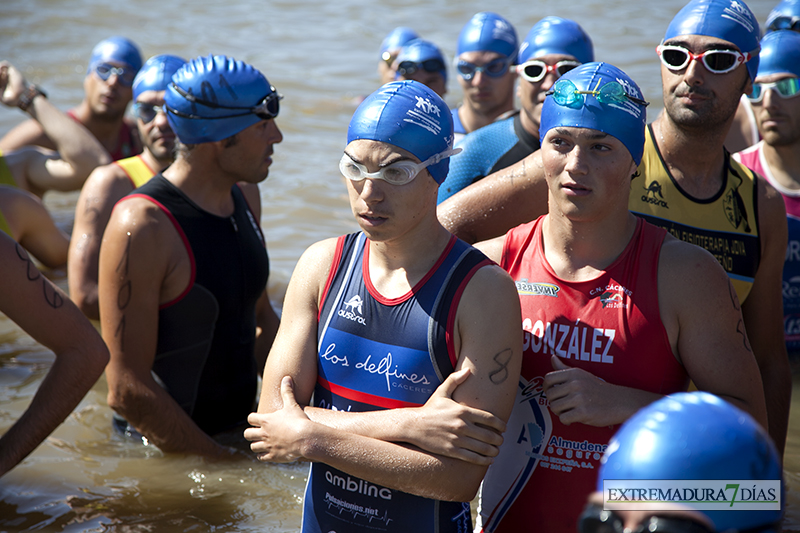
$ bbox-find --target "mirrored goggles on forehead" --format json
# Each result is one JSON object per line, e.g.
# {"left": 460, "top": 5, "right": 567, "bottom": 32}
{"left": 657, "top": 44, "right": 751, "bottom": 74}
{"left": 748, "top": 77, "right": 800, "bottom": 103}
{"left": 133, "top": 103, "right": 165, "bottom": 124}
{"left": 517, "top": 60, "right": 581, "bottom": 83}
{"left": 768, "top": 15, "right": 800, "bottom": 32}
{"left": 339, "top": 148, "right": 461, "bottom": 186}
{"left": 456, "top": 57, "right": 512, "bottom": 81}
{"left": 397, "top": 59, "right": 446, "bottom": 77}
{"left": 94, "top": 62, "right": 136, "bottom": 87}
{"left": 166, "top": 82, "right": 282, "bottom": 120}
{"left": 547, "top": 78, "right": 649, "bottom": 109}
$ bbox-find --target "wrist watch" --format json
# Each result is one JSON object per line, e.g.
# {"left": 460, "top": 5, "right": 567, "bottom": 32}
{"left": 17, "top": 84, "right": 47, "bottom": 112}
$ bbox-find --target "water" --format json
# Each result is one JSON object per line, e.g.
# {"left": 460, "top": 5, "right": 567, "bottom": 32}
{"left": 0, "top": 0, "right": 785, "bottom": 530}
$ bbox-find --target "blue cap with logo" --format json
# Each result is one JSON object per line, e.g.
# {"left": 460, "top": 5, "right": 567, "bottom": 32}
{"left": 395, "top": 39, "right": 448, "bottom": 83}
{"left": 598, "top": 392, "right": 782, "bottom": 532}
{"left": 165, "top": 55, "right": 278, "bottom": 144}
{"left": 766, "top": 0, "right": 800, "bottom": 32}
{"left": 539, "top": 62, "right": 648, "bottom": 165}
{"left": 87, "top": 36, "right": 143, "bottom": 74}
{"left": 133, "top": 55, "right": 187, "bottom": 101}
{"left": 347, "top": 80, "right": 458, "bottom": 184}
{"left": 664, "top": 0, "right": 761, "bottom": 80}
{"left": 380, "top": 27, "right": 420, "bottom": 57}
{"left": 457, "top": 12, "right": 519, "bottom": 64}
{"left": 757, "top": 29, "right": 800, "bottom": 79}
{"left": 517, "top": 17, "right": 594, "bottom": 65}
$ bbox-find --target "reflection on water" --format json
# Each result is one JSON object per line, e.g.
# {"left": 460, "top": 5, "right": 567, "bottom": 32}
{"left": 0, "top": 0, "right": 790, "bottom": 530}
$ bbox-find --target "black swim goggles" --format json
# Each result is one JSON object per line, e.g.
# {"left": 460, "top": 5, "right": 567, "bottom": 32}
{"left": 578, "top": 503, "right": 780, "bottom": 533}
{"left": 768, "top": 15, "right": 800, "bottom": 32}
{"left": 166, "top": 82, "right": 282, "bottom": 120}
{"left": 657, "top": 44, "right": 752, "bottom": 74}
{"left": 397, "top": 59, "right": 446, "bottom": 77}
{"left": 133, "top": 103, "right": 165, "bottom": 124}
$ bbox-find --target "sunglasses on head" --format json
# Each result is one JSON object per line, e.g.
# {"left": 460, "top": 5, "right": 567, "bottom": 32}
{"left": 94, "top": 63, "right": 136, "bottom": 87}
{"left": 166, "top": 83, "right": 282, "bottom": 120}
{"left": 339, "top": 148, "right": 460, "bottom": 186}
{"left": 748, "top": 77, "right": 800, "bottom": 103}
{"left": 657, "top": 44, "right": 751, "bottom": 74}
{"left": 133, "top": 103, "right": 165, "bottom": 124}
{"left": 456, "top": 57, "right": 512, "bottom": 81}
{"left": 397, "top": 59, "right": 445, "bottom": 77}
{"left": 768, "top": 15, "right": 800, "bottom": 32}
{"left": 517, "top": 60, "right": 581, "bottom": 83}
{"left": 547, "top": 78, "right": 649, "bottom": 109}
{"left": 579, "top": 504, "right": 714, "bottom": 533}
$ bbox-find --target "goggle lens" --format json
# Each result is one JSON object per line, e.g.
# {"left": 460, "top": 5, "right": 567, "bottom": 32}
{"left": 133, "top": 103, "right": 164, "bottom": 124}
{"left": 548, "top": 79, "right": 648, "bottom": 109}
{"left": 518, "top": 60, "right": 581, "bottom": 83}
{"left": 768, "top": 15, "right": 800, "bottom": 32}
{"left": 578, "top": 504, "right": 714, "bottom": 533}
{"left": 397, "top": 59, "right": 445, "bottom": 77}
{"left": 748, "top": 77, "right": 800, "bottom": 103}
{"left": 339, "top": 154, "right": 418, "bottom": 185}
{"left": 94, "top": 63, "right": 136, "bottom": 86}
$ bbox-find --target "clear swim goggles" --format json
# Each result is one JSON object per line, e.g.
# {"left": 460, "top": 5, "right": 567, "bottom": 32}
{"left": 547, "top": 79, "right": 649, "bottom": 109}
{"left": 456, "top": 57, "right": 512, "bottom": 81}
{"left": 747, "top": 78, "right": 800, "bottom": 103}
{"left": 517, "top": 60, "right": 581, "bottom": 83}
{"left": 657, "top": 44, "right": 751, "bottom": 74}
{"left": 94, "top": 62, "right": 137, "bottom": 87}
{"left": 339, "top": 148, "right": 461, "bottom": 186}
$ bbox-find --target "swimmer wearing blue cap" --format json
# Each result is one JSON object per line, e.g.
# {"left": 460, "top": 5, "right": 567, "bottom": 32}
{"left": 0, "top": 36, "right": 143, "bottom": 161}
{"left": 70, "top": 54, "right": 186, "bottom": 320}
{"left": 379, "top": 27, "right": 419, "bottom": 84}
{"left": 100, "top": 54, "right": 282, "bottom": 457}
{"left": 394, "top": 38, "right": 448, "bottom": 97}
{"left": 245, "top": 80, "right": 522, "bottom": 533}
{"left": 767, "top": 0, "right": 800, "bottom": 33}
{"left": 470, "top": 62, "right": 768, "bottom": 533}
{"left": 437, "top": 16, "right": 594, "bottom": 204}
{"left": 734, "top": 30, "right": 800, "bottom": 368}
{"left": 437, "top": 0, "right": 790, "bottom": 463}
{"left": 452, "top": 12, "right": 518, "bottom": 140}
{"left": 591, "top": 392, "right": 782, "bottom": 532}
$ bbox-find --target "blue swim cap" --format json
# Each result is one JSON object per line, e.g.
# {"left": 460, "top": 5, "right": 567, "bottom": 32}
{"left": 766, "top": 0, "right": 800, "bottom": 32}
{"left": 380, "top": 27, "right": 420, "bottom": 57}
{"left": 599, "top": 392, "right": 782, "bottom": 532}
{"left": 539, "top": 62, "right": 647, "bottom": 165}
{"left": 757, "top": 30, "right": 800, "bottom": 79}
{"left": 395, "top": 39, "right": 448, "bottom": 84}
{"left": 457, "top": 12, "right": 519, "bottom": 64}
{"left": 165, "top": 55, "right": 278, "bottom": 144}
{"left": 664, "top": 0, "right": 761, "bottom": 80}
{"left": 87, "top": 36, "right": 142, "bottom": 74}
{"left": 517, "top": 17, "right": 594, "bottom": 65}
{"left": 347, "top": 80, "right": 459, "bottom": 184}
{"left": 133, "top": 55, "right": 187, "bottom": 101}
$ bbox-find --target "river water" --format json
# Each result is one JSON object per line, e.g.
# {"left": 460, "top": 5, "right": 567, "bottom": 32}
{"left": 0, "top": 0, "right": 788, "bottom": 531}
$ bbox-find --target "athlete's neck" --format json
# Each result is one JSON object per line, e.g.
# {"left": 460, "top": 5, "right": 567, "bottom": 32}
{"left": 651, "top": 114, "right": 728, "bottom": 199}
{"left": 162, "top": 155, "right": 237, "bottom": 217}
{"left": 71, "top": 101, "right": 126, "bottom": 154}
{"left": 762, "top": 140, "right": 800, "bottom": 191}
{"left": 459, "top": 98, "right": 514, "bottom": 134}
{"left": 542, "top": 210, "right": 638, "bottom": 282}
{"left": 140, "top": 148, "right": 173, "bottom": 175}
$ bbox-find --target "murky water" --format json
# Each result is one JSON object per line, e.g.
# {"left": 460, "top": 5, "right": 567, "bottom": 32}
{"left": 0, "top": 0, "right": 786, "bottom": 530}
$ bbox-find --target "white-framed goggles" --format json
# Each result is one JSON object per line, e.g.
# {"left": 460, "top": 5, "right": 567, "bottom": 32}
{"left": 339, "top": 148, "right": 462, "bottom": 186}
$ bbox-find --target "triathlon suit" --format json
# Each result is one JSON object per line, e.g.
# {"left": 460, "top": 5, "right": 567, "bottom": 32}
{"left": 114, "top": 154, "right": 157, "bottom": 188}
{"left": 67, "top": 110, "right": 140, "bottom": 161}
{"left": 437, "top": 112, "right": 539, "bottom": 204}
{"left": 477, "top": 216, "right": 688, "bottom": 533}
{"left": 629, "top": 125, "right": 760, "bottom": 304}
{"left": 303, "top": 232, "right": 490, "bottom": 533}
{"left": 734, "top": 142, "right": 800, "bottom": 358}
{"left": 114, "top": 174, "right": 268, "bottom": 436}
{"left": 452, "top": 106, "right": 466, "bottom": 144}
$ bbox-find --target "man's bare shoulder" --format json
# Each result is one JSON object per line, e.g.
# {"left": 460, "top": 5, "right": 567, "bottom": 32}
{"left": 753, "top": 171, "right": 788, "bottom": 230}
{"left": 658, "top": 233, "right": 731, "bottom": 295}
{"left": 105, "top": 194, "right": 171, "bottom": 240}
{"left": 458, "top": 261, "right": 520, "bottom": 322}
